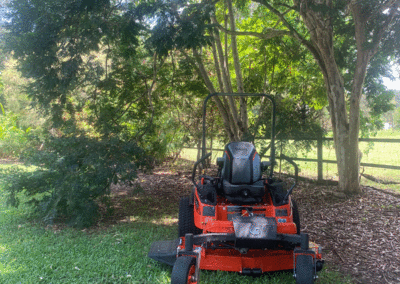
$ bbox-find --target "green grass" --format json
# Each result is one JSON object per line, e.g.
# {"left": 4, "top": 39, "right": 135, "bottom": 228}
{"left": 0, "top": 164, "right": 352, "bottom": 284}
{"left": 0, "top": 184, "right": 175, "bottom": 283}
{"left": 181, "top": 130, "right": 400, "bottom": 193}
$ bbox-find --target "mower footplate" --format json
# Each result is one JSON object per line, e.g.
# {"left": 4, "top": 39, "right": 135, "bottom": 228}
{"left": 148, "top": 239, "right": 180, "bottom": 266}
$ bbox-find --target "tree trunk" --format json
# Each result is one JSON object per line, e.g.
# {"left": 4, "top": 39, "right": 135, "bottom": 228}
{"left": 187, "top": 49, "right": 236, "bottom": 140}
{"left": 323, "top": 69, "right": 361, "bottom": 194}
{"left": 226, "top": 0, "right": 248, "bottom": 136}
{"left": 211, "top": 16, "right": 233, "bottom": 94}
{"left": 188, "top": 13, "right": 251, "bottom": 142}
{"left": 295, "top": 0, "right": 363, "bottom": 194}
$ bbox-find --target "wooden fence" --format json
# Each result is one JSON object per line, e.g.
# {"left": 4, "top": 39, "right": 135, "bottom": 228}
{"left": 183, "top": 137, "right": 400, "bottom": 182}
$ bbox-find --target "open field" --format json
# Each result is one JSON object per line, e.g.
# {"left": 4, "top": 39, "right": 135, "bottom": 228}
{"left": 180, "top": 130, "right": 400, "bottom": 193}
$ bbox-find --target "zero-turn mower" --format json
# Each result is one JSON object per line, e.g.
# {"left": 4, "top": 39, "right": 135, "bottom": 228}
{"left": 148, "top": 93, "right": 324, "bottom": 284}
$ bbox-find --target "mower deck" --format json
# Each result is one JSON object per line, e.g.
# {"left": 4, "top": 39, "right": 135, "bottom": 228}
{"left": 148, "top": 239, "right": 181, "bottom": 266}
{"left": 149, "top": 231, "right": 323, "bottom": 273}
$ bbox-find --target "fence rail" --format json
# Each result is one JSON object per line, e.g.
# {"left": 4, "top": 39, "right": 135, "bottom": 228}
{"left": 182, "top": 137, "right": 400, "bottom": 181}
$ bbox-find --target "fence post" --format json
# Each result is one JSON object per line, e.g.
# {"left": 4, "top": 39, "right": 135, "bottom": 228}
{"left": 317, "top": 137, "right": 323, "bottom": 182}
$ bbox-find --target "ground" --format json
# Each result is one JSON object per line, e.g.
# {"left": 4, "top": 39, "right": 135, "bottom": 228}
{"left": 106, "top": 159, "right": 400, "bottom": 284}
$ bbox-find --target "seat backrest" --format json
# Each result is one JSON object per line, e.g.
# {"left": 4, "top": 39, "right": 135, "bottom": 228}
{"left": 221, "top": 142, "right": 261, "bottom": 185}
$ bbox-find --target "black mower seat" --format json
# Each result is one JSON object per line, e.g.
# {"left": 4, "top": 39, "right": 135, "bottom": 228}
{"left": 220, "top": 142, "right": 265, "bottom": 204}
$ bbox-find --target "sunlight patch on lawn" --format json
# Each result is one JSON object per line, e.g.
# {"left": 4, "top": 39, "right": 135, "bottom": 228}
{"left": 118, "top": 215, "right": 178, "bottom": 226}
{"left": 153, "top": 170, "right": 175, "bottom": 175}
{"left": 0, "top": 257, "right": 20, "bottom": 276}
{"left": 151, "top": 217, "right": 178, "bottom": 226}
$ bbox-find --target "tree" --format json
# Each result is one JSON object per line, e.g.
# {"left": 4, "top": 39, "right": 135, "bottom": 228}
{"left": 149, "top": 0, "right": 327, "bottom": 146}
{"left": 6, "top": 0, "right": 397, "bottom": 211}
{"left": 159, "top": 0, "right": 398, "bottom": 193}
{"left": 247, "top": 0, "right": 400, "bottom": 194}
{"left": 2, "top": 0, "right": 160, "bottom": 226}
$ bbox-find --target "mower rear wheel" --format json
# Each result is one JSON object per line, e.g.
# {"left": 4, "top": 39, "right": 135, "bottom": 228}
{"left": 295, "top": 254, "right": 314, "bottom": 284}
{"left": 292, "top": 199, "right": 301, "bottom": 234}
{"left": 171, "top": 256, "right": 197, "bottom": 284}
{"left": 178, "top": 197, "right": 202, "bottom": 237}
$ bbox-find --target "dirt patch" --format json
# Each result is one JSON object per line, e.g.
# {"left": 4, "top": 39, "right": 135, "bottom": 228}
{"left": 105, "top": 161, "right": 400, "bottom": 284}
{"left": 102, "top": 161, "right": 195, "bottom": 225}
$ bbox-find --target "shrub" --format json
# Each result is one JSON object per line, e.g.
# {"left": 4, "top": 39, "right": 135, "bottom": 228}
{"left": 0, "top": 104, "right": 35, "bottom": 158}
{"left": 0, "top": 135, "right": 152, "bottom": 228}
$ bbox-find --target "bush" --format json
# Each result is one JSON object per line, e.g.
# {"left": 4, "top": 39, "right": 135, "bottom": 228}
{"left": 0, "top": 104, "right": 35, "bottom": 158}
{"left": 0, "top": 135, "right": 152, "bottom": 228}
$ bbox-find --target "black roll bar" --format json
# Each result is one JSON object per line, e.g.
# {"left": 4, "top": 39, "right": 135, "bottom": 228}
{"left": 280, "top": 154, "right": 299, "bottom": 204}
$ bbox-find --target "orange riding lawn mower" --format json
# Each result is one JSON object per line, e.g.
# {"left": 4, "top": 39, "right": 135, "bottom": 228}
{"left": 148, "top": 93, "right": 324, "bottom": 284}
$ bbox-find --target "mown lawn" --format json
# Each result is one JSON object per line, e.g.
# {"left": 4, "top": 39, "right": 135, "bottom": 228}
{"left": 0, "top": 163, "right": 351, "bottom": 284}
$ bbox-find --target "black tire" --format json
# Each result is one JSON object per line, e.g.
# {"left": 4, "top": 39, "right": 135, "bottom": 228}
{"left": 171, "top": 256, "right": 197, "bottom": 284}
{"left": 295, "top": 255, "right": 314, "bottom": 284}
{"left": 178, "top": 196, "right": 202, "bottom": 237}
{"left": 292, "top": 199, "right": 301, "bottom": 234}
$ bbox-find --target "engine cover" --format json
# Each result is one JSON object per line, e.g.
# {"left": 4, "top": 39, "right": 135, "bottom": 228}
{"left": 232, "top": 216, "right": 278, "bottom": 249}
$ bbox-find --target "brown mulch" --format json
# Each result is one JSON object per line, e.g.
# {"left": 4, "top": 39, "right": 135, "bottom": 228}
{"left": 108, "top": 161, "right": 400, "bottom": 284}
{"left": 294, "top": 182, "right": 400, "bottom": 284}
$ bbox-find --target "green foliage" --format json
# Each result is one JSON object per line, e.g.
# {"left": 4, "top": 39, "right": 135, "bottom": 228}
{"left": 0, "top": 103, "right": 35, "bottom": 158}
{"left": 0, "top": 136, "right": 151, "bottom": 228}
{"left": 394, "top": 108, "right": 400, "bottom": 130}
{"left": 3, "top": 0, "right": 185, "bottom": 228}
{"left": 146, "top": 1, "right": 214, "bottom": 56}
{"left": 5, "top": 0, "right": 143, "bottom": 123}
{"left": 251, "top": 93, "right": 325, "bottom": 160}
{"left": 0, "top": 58, "right": 47, "bottom": 158}
{"left": 360, "top": 74, "right": 395, "bottom": 136}
{"left": 0, "top": 76, "right": 4, "bottom": 106}
{"left": 1, "top": 56, "right": 49, "bottom": 138}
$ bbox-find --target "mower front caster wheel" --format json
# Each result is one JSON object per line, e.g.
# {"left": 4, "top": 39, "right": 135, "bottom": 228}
{"left": 171, "top": 256, "right": 197, "bottom": 284}
{"left": 295, "top": 254, "right": 314, "bottom": 284}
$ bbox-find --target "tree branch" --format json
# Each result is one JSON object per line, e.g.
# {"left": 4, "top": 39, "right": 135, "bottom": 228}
{"left": 371, "top": 3, "right": 400, "bottom": 56}
{"left": 253, "top": 0, "right": 330, "bottom": 87}
{"left": 191, "top": 49, "right": 217, "bottom": 93}
{"left": 211, "top": 16, "right": 233, "bottom": 93}
{"left": 185, "top": 49, "right": 236, "bottom": 140}
{"left": 216, "top": 23, "right": 291, "bottom": 40}
{"left": 134, "top": 53, "right": 166, "bottom": 141}
{"left": 380, "top": 0, "right": 400, "bottom": 13}
{"left": 210, "top": 37, "right": 225, "bottom": 92}
{"left": 226, "top": 0, "right": 248, "bottom": 133}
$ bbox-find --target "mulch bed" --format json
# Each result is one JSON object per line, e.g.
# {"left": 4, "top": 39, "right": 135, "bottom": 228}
{"left": 295, "top": 182, "right": 400, "bottom": 284}
{"left": 109, "top": 161, "right": 400, "bottom": 284}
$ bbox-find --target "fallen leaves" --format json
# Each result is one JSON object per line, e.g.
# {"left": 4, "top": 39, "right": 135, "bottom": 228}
{"left": 295, "top": 180, "right": 400, "bottom": 284}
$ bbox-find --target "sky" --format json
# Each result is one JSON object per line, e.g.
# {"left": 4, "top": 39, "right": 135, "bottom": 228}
{"left": 0, "top": 7, "right": 9, "bottom": 26}
{"left": 383, "top": 66, "right": 400, "bottom": 91}
{"left": 383, "top": 77, "right": 400, "bottom": 91}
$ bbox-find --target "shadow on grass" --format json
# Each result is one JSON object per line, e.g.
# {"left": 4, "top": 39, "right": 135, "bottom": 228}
{"left": 103, "top": 194, "right": 180, "bottom": 226}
